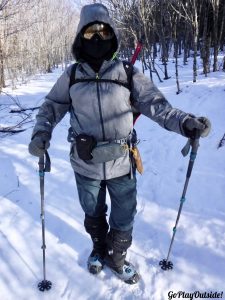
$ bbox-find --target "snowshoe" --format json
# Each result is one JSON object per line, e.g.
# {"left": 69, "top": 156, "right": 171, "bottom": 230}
{"left": 109, "top": 260, "right": 140, "bottom": 284}
{"left": 87, "top": 250, "right": 104, "bottom": 275}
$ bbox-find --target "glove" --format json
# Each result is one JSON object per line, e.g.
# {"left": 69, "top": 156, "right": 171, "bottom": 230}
{"left": 28, "top": 132, "right": 51, "bottom": 157}
{"left": 183, "top": 116, "right": 211, "bottom": 139}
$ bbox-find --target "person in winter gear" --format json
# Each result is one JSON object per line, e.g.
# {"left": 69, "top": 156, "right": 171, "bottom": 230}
{"left": 28, "top": 3, "right": 211, "bottom": 284}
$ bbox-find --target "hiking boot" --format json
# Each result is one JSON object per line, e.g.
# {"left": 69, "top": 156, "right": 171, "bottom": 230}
{"left": 84, "top": 214, "right": 109, "bottom": 274}
{"left": 87, "top": 250, "right": 105, "bottom": 275}
{"left": 104, "top": 228, "right": 139, "bottom": 283}
{"left": 109, "top": 260, "right": 140, "bottom": 284}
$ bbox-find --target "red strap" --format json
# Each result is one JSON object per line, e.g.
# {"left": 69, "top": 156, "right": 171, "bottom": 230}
{"left": 131, "top": 42, "right": 143, "bottom": 65}
{"left": 130, "top": 41, "right": 143, "bottom": 124}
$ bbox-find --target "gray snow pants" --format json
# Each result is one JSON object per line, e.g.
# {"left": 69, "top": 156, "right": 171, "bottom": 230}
{"left": 74, "top": 172, "right": 137, "bottom": 231}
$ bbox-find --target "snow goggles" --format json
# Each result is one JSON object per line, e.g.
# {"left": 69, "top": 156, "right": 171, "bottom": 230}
{"left": 82, "top": 23, "right": 114, "bottom": 40}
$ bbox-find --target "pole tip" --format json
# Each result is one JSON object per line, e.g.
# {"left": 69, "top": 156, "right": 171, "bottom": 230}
{"left": 159, "top": 259, "right": 173, "bottom": 271}
{"left": 38, "top": 280, "right": 52, "bottom": 291}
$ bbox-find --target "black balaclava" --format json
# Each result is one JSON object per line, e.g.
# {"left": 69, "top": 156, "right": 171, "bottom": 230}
{"left": 82, "top": 34, "right": 113, "bottom": 59}
{"left": 72, "top": 4, "right": 119, "bottom": 72}
{"left": 79, "top": 25, "right": 114, "bottom": 72}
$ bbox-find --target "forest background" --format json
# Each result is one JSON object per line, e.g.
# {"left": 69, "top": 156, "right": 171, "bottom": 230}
{"left": 0, "top": 0, "right": 225, "bottom": 94}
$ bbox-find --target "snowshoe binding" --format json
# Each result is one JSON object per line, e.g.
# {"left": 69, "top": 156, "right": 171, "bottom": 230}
{"left": 109, "top": 261, "right": 140, "bottom": 284}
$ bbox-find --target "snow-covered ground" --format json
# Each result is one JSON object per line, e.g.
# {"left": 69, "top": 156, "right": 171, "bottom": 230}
{"left": 0, "top": 57, "right": 225, "bottom": 300}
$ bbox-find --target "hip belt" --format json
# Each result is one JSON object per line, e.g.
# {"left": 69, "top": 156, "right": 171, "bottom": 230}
{"left": 74, "top": 133, "right": 128, "bottom": 163}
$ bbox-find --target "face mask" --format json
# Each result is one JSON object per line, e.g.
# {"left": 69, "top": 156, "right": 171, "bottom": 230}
{"left": 81, "top": 34, "right": 113, "bottom": 59}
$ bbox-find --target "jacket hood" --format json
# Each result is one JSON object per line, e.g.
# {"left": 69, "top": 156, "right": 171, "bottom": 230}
{"left": 72, "top": 3, "right": 119, "bottom": 61}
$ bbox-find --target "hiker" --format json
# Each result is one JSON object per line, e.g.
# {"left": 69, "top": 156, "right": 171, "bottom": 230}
{"left": 28, "top": 3, "right": 210, "bottom": 284}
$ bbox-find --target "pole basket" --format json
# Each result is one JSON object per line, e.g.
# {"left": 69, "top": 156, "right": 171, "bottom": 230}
{"left": 38, "top": 280, "right": 52, "bottom": 292}
{"left": 159, "top": 259, "right": 173, "bottom": 271}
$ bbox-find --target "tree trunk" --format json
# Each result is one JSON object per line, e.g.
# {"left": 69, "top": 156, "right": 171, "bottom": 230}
{"left": 217, "top": 0, "right": 225, "bottom": 57}
{"left": 175, "top": 38, "right": 181, "bottom": 94}
{"left": 192, "top": 0, "right": 199, "bottom": 83}
{"left": 201, "top": 1, "right": 210, "bottom": 76}
{"left": 0, "top": 38, "right": 5, "bottom": 92}
{"left": 141, "top": 49, "right": 147, "bottom": 73}
{"left": 212, "top": 0, "right": 219, "bottom": 72}
{"left": 173, "top": 10, "right": 181, "bottom": 94}
{"left": 159, "top": 0, "right": 169, "bottom": 80}
{"left": 146, "top": 48, "right": 153, "bottom": 81}
{"left": 193, "top": 32, "right": 198, "bottom": 82}
{"left": 183, "top": 23, "right": 190, "bottom": 65}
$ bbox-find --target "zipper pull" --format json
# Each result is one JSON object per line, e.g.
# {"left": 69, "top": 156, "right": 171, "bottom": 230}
{"left": 96, "top": 73, "right": 99, "bottom": 79}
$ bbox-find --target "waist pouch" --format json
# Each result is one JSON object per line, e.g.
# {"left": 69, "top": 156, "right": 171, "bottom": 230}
{"left": 76, "top": 134, "right": 97, "bottom": 160}
{"left": 75, "top": 134, "right": 127, "bottom": 163}
{"left": 91, "top": 142, "right": 127, "bottom": 163}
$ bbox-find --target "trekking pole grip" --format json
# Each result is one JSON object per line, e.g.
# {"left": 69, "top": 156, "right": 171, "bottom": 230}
{"left": 186, "top": 130, "right": 200, "bottom": 178}
{"left": 38, "top": 151, "right": 51, "bottom": 174}
{"left": 190, "top": 129, "right": 201, "bottom": 157}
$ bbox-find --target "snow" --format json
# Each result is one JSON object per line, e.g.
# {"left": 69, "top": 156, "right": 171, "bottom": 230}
{"left": 0, "top": 58, "right": 225, "bottom": 300}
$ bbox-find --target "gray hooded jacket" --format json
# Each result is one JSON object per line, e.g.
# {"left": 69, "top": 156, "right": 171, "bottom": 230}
{"left": 32, "top": 3, "right": 190, "bottom": 180}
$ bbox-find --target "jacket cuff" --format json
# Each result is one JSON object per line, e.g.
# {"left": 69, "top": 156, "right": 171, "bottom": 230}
{"left": 31, "top": 131, "right": 52, "bottom": 140}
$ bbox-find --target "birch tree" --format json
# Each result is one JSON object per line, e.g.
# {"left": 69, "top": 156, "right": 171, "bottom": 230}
{"left": 0, "top": 0, "right": 78, "bottom": 92}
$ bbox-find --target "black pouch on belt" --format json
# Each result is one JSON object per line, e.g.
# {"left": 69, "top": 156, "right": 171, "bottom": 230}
{"left": 75, "top": 134, "right": 97, "bottom": 160}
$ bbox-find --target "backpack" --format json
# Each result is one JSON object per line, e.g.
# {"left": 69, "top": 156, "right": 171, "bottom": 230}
{"left": 69, "top": 61, "right": 140, "bottom": 123}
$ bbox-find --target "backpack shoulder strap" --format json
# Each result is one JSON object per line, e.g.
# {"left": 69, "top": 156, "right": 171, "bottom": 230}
{"left": 69, "top": 63, "right": 78, "bottom": 110}
{"left": 69, "top": 61, "right": 133, "bottom": 90}
{"left": 122, "top": 60, "right": 133, "bottom": 90}
{"left": 122, "top": 60, "right": 140, "bottom": 123}
{"left": 69, "top": 63, "right": 78, "bottom": 89}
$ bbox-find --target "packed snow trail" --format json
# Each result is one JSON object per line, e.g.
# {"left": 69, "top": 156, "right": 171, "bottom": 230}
{"left": 0, "top": 61, "right": 225, "bottom": 300}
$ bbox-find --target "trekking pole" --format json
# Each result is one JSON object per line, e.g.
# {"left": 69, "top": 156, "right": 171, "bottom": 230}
{"left": 37, "top": 150, "right": 52, "bottom": 291}
{"left": 159, "top": 130, "right": 201, "bottom": 270}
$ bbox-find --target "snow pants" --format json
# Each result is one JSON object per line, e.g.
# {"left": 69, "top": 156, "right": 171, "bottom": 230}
{"left": 74, "top": 172, "right": 137, "bottom": 232}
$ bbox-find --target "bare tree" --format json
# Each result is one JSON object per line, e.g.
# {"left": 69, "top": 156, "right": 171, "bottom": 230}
{"left": 211, "top": 0, "right": 220, "bottom": 72}
{"left": 170, "top": 1, "right": 182, "bottom": 93}
{"left": 0, "top": 0, "right": 78, "bottom": 92}
{"left": 200, "top": 0, "right": 211, "bottom": 76}
{"left": 1, "top": 0, "right": 225, "bottom": 93}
